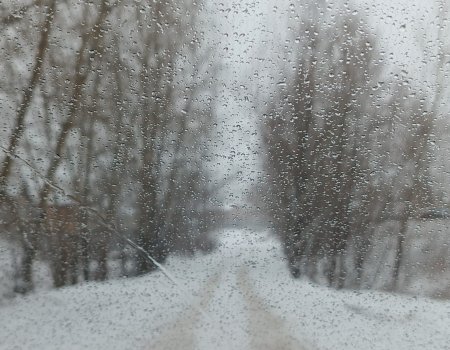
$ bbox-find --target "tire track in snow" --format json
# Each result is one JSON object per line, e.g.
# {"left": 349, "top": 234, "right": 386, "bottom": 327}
{"left": 146, "top": 263, "right": 313, "bottom": 350}
{"left": 146, "top": 269, "right": 222, "bottom": 350}
{"left": 237, "top": 266, "right": 311, "bottom": 350}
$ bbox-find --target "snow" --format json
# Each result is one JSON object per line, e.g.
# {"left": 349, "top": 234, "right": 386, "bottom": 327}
{"left": 1, "top": 229, "right": 450, "bottom": 350}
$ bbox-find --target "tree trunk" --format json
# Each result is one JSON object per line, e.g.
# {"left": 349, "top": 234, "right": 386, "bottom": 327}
{"left": 3, "top": 2, "right": 56, "bottom": 294}
{"left": 392, "top": 218, "right": 408, "bottom": 291}
{"left": 0, "top": 0, "right": 56, "bottom": 187}
{"left": 15, "top": 235, "right": 36, "bottom": 293}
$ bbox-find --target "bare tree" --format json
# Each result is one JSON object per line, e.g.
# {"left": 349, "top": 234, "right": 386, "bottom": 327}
{"left": 0, "top": 0, "right": 56, "bottom": 188}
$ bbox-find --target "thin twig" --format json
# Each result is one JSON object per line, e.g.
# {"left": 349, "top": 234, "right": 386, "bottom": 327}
{"left": 0, "top": 145, "right": 179, "bottom": 286}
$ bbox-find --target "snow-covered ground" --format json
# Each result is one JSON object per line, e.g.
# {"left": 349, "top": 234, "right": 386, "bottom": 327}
{"left": 1, "top": 229, "right": 450, "bottom": 350}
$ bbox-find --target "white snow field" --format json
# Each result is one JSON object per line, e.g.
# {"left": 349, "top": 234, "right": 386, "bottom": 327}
{"left": 1, "top": 229, "right": 450, "bottom": 350}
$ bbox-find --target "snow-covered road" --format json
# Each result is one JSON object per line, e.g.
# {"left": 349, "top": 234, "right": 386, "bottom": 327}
{"left": 1, "top": 229, "right": 450, "bottom": 350}
{"left": 147, "top": 229, "right": 308, "bottom": 350}
{"left": 148, "top": 265, "right": 307, "bottom": 350}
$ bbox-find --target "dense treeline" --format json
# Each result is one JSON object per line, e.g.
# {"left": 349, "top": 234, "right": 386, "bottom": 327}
{"left": 0, "top": 0, "right": 216, "bottom": 292}
{"left": 260, "top": 2, "right": 437, "bottom": 290}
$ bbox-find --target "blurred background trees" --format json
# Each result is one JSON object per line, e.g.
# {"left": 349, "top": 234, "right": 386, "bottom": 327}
{"left": 1, "top": 0, "right": 448, "bottom": 297}
{"left": 259, "top": 1, "right": 438, "bottom": 291}
{"left": 0, "top": 0, "right": 217, "bottom": 292}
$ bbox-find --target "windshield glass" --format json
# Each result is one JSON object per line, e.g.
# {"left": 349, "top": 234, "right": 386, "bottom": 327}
{"left": 1, "top": 0, "right": 449, "bottom": 349}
